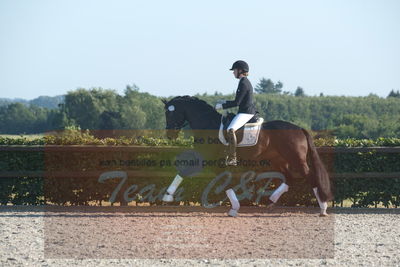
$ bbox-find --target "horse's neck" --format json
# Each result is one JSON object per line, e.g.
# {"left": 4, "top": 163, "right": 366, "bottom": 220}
{"left": 186, "top": 107, "right": 221, "bottom": 130}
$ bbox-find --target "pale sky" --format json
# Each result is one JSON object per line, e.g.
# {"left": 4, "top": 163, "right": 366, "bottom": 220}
{"left": 0, "top": 0, "right": 399, "bottom": 99}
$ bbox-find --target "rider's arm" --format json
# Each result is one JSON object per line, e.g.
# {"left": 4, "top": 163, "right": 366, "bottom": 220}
{"left": 222, "top": 80, "right": 247, "bottom": 109}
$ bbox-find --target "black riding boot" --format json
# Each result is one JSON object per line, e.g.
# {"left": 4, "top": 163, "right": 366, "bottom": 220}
{"left": 226, "top": 129, "right": 237, "bottom": 166}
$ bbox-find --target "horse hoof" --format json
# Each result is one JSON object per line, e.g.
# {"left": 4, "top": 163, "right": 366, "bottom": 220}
{"left": 266, "top": 203, "right": 275, "bottom": 210}
{"left": 162, "top": 194, "right": 174, "bottom": 202}
{"left": 228, "top": 209, "right": 239, "bottom": 217}
{"left": 319, "top": 213, "right": 329, "bottom": 217}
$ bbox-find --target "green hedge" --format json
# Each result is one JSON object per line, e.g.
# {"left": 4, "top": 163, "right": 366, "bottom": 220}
{"left": 1, "top": 132, "right": 399, "bottom": 208}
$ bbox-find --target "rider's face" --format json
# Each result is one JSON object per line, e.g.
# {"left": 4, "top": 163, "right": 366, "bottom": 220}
{"left": 233, "top": 69, "right": 240, "bottom": 79}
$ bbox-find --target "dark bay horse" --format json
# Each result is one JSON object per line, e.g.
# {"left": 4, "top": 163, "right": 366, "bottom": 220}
{"left": 162, "top": 96, "right": 333, "bottom": 216}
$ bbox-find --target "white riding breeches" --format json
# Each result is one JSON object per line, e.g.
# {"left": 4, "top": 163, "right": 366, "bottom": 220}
{"left": 227, "top": 113, "right": 255, "bottom": 131}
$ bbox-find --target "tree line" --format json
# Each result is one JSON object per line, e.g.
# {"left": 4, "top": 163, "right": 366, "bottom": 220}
{"left": 0, "top": 81, "right": 399, "bottom": 139}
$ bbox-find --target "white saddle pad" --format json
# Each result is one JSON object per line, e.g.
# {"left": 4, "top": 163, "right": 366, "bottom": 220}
{"left": 218, "top": 118, "right": 264, "bottom": 147}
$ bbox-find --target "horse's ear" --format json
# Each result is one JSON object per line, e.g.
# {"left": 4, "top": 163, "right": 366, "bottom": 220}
{"left": 161, "top": 98, "right": 168, "bottom": 106}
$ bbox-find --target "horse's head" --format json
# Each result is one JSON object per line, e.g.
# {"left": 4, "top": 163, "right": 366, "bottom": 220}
{"left": 162, "top": 96, "right": 222, "bottom": 139}
{"left": 162, "top": 97, "right": 187, "bottom": 139}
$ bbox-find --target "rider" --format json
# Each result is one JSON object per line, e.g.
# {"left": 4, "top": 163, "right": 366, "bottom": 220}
{"left": 215, "top": 60, "right": 257, "bottom": 166}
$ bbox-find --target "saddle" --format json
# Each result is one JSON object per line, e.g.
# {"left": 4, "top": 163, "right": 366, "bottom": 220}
{"left": 219, "top": 112, "right": 264, "bottom": 147}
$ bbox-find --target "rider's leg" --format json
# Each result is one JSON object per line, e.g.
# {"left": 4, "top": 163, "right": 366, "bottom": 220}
{"left": 227, "top": 113, "right": 255, "bottom": 131}
{"left": 226, "top": 113, "right": 255, "bottom": 166}
{"left": 227, "top": 128, "right": 237, "bottom": 165}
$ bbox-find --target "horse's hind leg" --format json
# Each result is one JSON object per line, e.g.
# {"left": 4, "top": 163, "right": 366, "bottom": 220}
{"left": 289, "top": 159, "right": 328, "bottom": 216}
{"left": 266, "top": 159, "right": 292, "bottom": 207}
{"left": 313, "top": 187, "right": 328, "bottom": 216}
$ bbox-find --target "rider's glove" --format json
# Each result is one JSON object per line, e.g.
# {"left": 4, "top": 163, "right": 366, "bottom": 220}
{"left": 215, "top": 103, "right": 223, "bottom": 110}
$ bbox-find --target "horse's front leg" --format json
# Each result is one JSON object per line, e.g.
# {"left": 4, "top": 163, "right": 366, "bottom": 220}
{"left": 162, "top": 174, "right": 184, "bottom": 202}
{"left": 226, "top": 188, "right": 240, "bottom": 217}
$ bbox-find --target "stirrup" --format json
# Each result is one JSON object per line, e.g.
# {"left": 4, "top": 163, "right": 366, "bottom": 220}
{"left": 225, "top": 156, "right": 237, "bottom": 166}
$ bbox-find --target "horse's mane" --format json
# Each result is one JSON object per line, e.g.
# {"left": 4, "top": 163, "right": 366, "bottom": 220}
{"left": 169, "top": 95, "right": 217, "bottom": 114}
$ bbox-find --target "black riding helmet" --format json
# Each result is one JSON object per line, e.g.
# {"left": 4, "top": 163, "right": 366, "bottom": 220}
{"left": 229, "top": 60, "right": 249, "bottom": 72}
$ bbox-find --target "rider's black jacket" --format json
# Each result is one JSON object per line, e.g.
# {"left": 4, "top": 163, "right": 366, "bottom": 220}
{"left": 222, "top": 77, "right": 256, "bottom": 114}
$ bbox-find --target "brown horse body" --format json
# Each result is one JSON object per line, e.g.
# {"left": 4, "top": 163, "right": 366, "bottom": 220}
{"left": 162, "top": 96, "right": 333, "bottom": 211}
{"left": 240, "top": 120, "right": 333, "bottom": 202}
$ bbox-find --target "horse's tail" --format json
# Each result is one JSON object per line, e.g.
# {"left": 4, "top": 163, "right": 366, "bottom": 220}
{"left": 302, "top": 129, "right": 333, "bottom": 202}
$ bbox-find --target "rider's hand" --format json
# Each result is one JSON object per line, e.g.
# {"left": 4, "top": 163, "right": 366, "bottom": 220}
{"left": 215, "top": 103, "right": 223, "bottom": 110}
